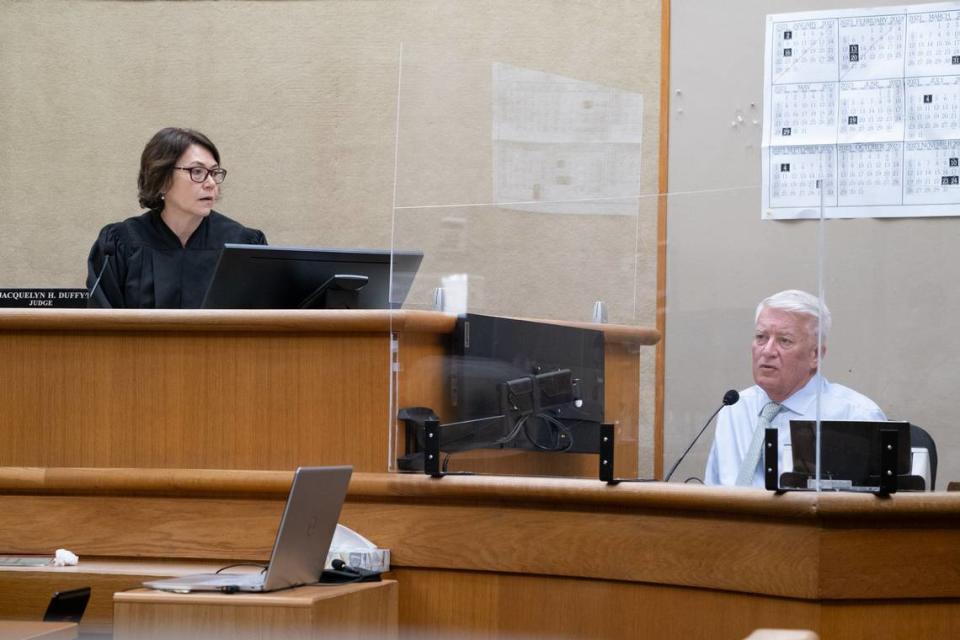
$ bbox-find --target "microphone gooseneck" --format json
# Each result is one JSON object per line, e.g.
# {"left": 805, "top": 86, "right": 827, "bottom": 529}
{"left": 663, "top": 389, "right": 740, "bottom": 482}
{"left": 87, "top": 253, "right": 112, "bottom": 303}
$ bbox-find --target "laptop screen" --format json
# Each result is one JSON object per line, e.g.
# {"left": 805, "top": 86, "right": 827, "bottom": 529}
{"left": 789, "top": 420, "right": 911, "bottom": 486}
{"left": 261, "top": 465, "right": 353, "bottom": 591}
{"left": 141, "top": 465, "right": 353, "bottom": 593}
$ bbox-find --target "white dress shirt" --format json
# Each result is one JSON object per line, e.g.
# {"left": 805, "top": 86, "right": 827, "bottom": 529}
{"left": 704, "top": 374, "right": 886, "bottom": 487}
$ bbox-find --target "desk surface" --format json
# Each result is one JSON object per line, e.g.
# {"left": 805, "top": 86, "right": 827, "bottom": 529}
{"left": 0, "top": 621, "right": 76, "bottom": 640}
{"left": 0, "top": 308, "right": 659, "bottom": 344}
{"left": 113, "top": 580, "right": 398, "bottom": 640}
{"left": 115, "top": 581, "right": 396, "bottom": 607}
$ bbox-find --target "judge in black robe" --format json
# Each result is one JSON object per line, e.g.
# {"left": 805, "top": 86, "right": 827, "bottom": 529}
{"left": 86, "top": 209, "right": 266, "bottom": 308}
{"left": 86, "top": 127, "right": 267, "bottom": 309}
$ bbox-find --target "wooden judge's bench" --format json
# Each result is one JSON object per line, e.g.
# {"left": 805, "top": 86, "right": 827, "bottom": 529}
{"left": 0, "top": 309, "right": 958, "bottom": 639}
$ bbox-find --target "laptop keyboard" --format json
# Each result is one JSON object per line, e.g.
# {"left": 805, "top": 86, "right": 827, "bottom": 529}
{"left": 204, "top": 573, "right": 265, "bottom": 587}
{"left": 0, "top": 556, "right": 53, "bottom": 566}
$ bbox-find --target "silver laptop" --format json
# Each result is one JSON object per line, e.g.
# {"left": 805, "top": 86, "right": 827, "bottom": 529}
{"left": 143, "top": 465, "right": 352, "bottom": 593}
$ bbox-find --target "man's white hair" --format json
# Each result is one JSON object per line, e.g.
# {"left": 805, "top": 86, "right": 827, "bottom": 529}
{"left": 755, "top": 289, "right": 831, "bottom": 342}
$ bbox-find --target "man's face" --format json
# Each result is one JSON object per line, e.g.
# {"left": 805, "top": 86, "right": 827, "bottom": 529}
{"left": 752, "top": 307, "right": 820, "bottom": 403}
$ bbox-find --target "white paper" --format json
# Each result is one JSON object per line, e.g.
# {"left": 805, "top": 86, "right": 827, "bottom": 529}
{"left": 762, "top": 3, "right": 960, "bottom": 219}
{"left": 492, "top": 63, "right": 643, "bottom": 215}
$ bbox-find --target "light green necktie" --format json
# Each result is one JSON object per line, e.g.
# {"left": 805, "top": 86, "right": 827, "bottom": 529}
{"left": 736, "top": 401, "right": 782, "bottom": 487}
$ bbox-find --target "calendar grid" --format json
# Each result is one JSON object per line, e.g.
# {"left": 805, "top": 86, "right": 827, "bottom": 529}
{"left": 901, "top": 10, "right": 909, "bottom": 206}
{"left": 763, "top": 3, "right": 960, "bottom": 218}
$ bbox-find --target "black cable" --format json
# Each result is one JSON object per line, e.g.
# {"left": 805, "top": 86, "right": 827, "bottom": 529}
{"left": 542, "top": 414, "right": 574, "bottom": 452}
{"left": 430, "top": 410, "right": 574, "bottom": 472}
{"left": 321, "top": 573, "right": 365, "bottom": 584}
{"left": 523, "top": 413, "right": 574, "bottom": 452}
{"left": 320, "top": 559, "right": 381, "bottom": 584}
{"left": 215, "top": 563, "right": 267, "bottom": 574}
{"left": 493, "top": 414, "right": 529, "bottom": 447}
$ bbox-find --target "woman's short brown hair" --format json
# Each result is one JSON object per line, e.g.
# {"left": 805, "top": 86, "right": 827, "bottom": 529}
{"left": 137, "top": 128, "right": 221, "bottom": 210}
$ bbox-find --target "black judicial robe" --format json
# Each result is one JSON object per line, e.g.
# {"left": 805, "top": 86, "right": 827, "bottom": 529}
{"left": 86, "top": 210, "right": 267, "bottom": 309}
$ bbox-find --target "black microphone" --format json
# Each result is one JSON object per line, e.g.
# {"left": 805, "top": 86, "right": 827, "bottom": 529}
{"left": 663, "top": 389, "right": 739, "bottom": 482}
{"left": 87, "top": 252, "right": 112, "bottom": 307}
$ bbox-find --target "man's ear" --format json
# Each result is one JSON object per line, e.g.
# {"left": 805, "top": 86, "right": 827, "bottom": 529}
{"left": 813, "top": 343, "right": 827, "bottom": 368}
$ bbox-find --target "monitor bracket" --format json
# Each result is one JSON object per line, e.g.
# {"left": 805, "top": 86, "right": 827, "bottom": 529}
{"left": 299, "top": 274, "right": 368, "bottom": 309}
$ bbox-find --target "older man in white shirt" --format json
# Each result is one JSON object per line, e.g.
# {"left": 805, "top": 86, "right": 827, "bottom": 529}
{"left": 704, "top": 289, "right": 886, "bottom": 487}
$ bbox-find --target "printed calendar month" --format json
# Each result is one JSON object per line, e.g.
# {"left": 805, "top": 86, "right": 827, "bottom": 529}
{"left": 763, "top": 2, "right": 960, "bottom": 219}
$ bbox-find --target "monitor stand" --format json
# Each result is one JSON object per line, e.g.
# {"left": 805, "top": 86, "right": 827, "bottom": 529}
{"left": 299, "top": 274, "right": 369, "bottom": 309}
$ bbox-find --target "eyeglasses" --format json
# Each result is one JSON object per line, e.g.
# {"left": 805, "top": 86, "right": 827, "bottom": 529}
{"left": 175, "top": 166, "right": 227, "bottom": 184}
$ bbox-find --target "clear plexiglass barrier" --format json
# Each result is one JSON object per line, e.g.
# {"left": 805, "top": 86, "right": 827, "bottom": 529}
{"left": 387, "top": 53, "right": 658, "bottom": 478}
{"left": 383, "top": 2, "right": 958, "bottom": 488}
{"left": 663, "top": 174, "right": 952, "bottom": 493}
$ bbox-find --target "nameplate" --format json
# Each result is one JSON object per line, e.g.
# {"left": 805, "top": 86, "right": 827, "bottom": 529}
{"left": 0, "top": 288, "right": 89, "bottom": 308}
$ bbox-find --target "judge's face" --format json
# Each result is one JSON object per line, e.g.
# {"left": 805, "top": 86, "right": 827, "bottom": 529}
{"left": 751, "top": 307, "right": 821, "bottom": 403}
{"left": 162, "top": 144, "right": 220, "bottom": 220}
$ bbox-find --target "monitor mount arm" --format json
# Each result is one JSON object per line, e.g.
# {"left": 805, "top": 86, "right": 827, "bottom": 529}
{"left": 298, "top": 274, "right": 369, "bottom": 309}
{"left": 397, "top": 369, "right": 607, "bottom": 478}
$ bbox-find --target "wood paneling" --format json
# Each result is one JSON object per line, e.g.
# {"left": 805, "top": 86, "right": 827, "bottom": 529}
{"left": 393, "top": 568, "right": 819, "bottom": 640}
{"left": 3, "top": 469, "right": 960, "bottom": 601}
{"left": 0, "top": 561, "right": 229, "bottom": 635}
{"left": 818, "top": 526, "right": 960, "bottom": 599}
{"left": 820, "top": 599, "right": 960, "bottom": 639}
{"left": 0, "top": 470, "right": 960, "bottom": 638}
{"left": 0, "top": 310, "right": 435, "bottom": 472}
{"left": 0, "top": 310, "right": 656, "bottom": 476}
{"left": 0, "top": 309, "right": 456, "bottom": 334}
{"left": 113, "top": 582, "right": 397, "bottom": 640}
{"left": 0, "top": 330, "right": 390, "bottom": 470}
{"left": 655, "top": 0, "right": 672, "bottom": 481}
{"left": 0, "top": 621, "right": 76, "bottom": 640}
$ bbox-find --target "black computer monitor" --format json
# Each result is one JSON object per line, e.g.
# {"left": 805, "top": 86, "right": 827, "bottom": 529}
{"left": 43, "top": 586, "right": 91, "bottom": 623}
{"left": 201, "top": 244, "right": 423, "bottom": 310}
{"left": 396, "top": 314, "right": 606, "bottom": 471}
{"left": 448, "top": 314, "right": 605, "bottom": 453}
{"left": 788, "top": 420, "right": 911, "bottom": 487}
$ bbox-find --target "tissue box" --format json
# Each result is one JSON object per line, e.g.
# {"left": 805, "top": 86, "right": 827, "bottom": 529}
{"left": 326, "top": 549, "right": 391, "bottom": 572}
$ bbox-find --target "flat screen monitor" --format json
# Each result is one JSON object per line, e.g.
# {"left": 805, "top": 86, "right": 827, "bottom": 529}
{"left": 789, "top": 420, "right": 911, "bottom": 486}
{"left": 201, "top": 244, "right": 423, "bottom": 310}
{"left": 447, "top": 313, "right": 605, "bottom": 454}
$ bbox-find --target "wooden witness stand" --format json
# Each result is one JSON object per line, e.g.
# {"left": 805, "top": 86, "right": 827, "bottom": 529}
{"left": 0, "top": 310, "right": 959, "bottom": 638}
